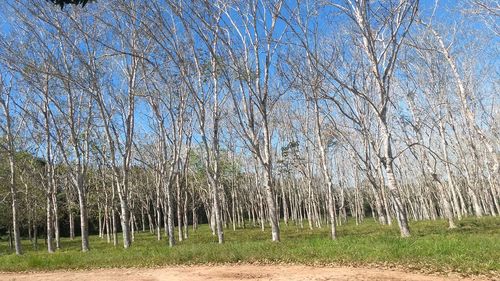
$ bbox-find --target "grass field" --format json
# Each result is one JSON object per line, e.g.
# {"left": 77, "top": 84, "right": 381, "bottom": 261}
{"left": 0, "top": 217, "right": 499, "bottom": 276}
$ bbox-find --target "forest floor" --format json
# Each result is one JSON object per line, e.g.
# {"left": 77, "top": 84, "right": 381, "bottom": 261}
{"left": 0, "top": 264, "right": 493, "bottom": 281}
{"left": 0, "top": 217, "right": 499, "bottom": 279}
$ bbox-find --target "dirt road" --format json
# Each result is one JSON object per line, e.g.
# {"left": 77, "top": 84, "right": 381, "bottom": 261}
{"left": 0, "top": 265, "right": 492, "bottom": 281}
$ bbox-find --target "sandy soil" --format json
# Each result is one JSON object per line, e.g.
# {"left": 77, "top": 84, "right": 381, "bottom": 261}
{"left": 0, "top": 265, "right": 493, "bottom": 281}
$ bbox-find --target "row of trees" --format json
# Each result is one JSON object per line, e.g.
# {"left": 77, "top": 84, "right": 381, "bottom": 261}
{"left": 0, "top": 0, "right": 498, "bottom": 255}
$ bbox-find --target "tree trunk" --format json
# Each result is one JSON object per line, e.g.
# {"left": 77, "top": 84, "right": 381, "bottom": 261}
{"left": 176, "top": 173, "right": 184, "bottom": 242}
{"left": 118, "top": 192, "right": 132, "bottom": 248}
{"left": 46, "top": 194, "right": 54, "bottom": 253}
{"left": 381, "top": 125, "right": 411, "bottom": 237}
{"left": 1, "top": 96, "right": 23, "bottom": 255}
{"left": 166, "top": 181, "right": 175, "bottom": 247}
{"left": 263, "top": 165, "right": 280, "bottom": 241}
{"left": 77, "top": 186, "right": 90, "bottom": 252}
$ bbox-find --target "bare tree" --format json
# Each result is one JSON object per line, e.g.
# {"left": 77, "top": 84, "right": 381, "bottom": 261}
{"left": 0, "top": 73, "right": 23, "bottom": 255}
{"left": 221, "top": 0, "right": 287, "bottom": 242}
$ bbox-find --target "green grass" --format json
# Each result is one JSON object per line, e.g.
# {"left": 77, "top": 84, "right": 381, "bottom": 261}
{"left": 0, "top": 217, "right": 499, "bottom": 276}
